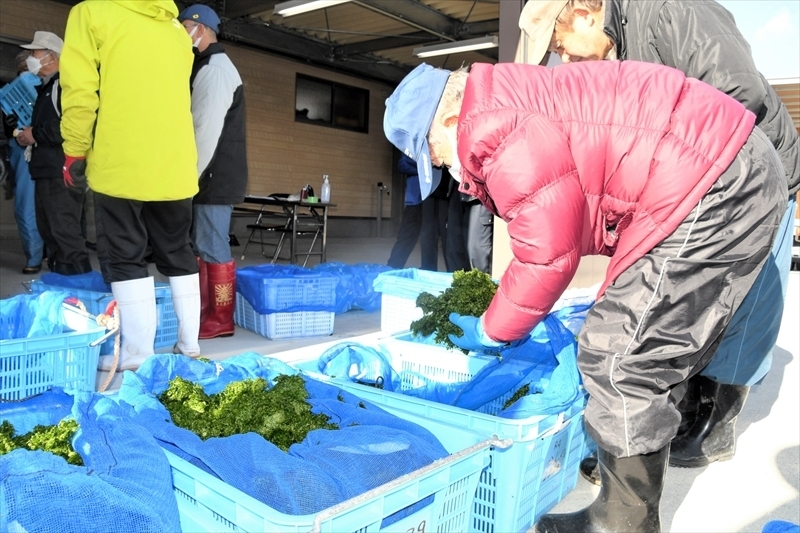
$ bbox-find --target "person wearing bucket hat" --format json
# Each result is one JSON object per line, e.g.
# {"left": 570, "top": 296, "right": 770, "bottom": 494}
{"left": 514, "top": 0, "right": 800, "bottom": 485}
{"left": 384, "top": 59, "right": 786, "bottom": 533}
{"left": 383, "top": 63, "right": 448, "bottom": 201}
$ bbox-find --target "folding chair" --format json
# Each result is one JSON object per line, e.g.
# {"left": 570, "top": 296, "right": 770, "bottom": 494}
{"left": 240, "top": 205, "right": 291, "bottom": 261}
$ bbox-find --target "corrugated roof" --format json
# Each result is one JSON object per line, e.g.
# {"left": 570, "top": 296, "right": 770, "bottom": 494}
{"left": 252, "top": 0, "right": 500, "bottom": 71}
{"left": 770, "top": 79, "right": 800, "bottom": 131}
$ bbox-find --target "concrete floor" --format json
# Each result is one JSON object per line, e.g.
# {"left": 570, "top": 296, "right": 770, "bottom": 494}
{"left": 1, "top": 231, "right": 798, "bottom": 532}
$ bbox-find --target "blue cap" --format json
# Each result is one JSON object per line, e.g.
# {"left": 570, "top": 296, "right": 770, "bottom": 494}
{"left": 178, "top": 4, "right": 221, "bottom": 34}
{"left": 384, "top": 63, "right": 450, "bottom": 200}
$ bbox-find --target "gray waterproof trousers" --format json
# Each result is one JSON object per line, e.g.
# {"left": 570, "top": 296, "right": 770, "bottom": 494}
{"left": 578, "top": 128, "right": 788, "bottom": 458}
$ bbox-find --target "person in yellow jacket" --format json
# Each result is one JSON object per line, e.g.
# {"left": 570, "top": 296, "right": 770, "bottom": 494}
{"left": 59, "top": 0, "right": 202, "bottom": 370}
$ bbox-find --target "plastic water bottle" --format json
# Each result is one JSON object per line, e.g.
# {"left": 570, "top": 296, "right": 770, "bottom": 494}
{"left": 321, "top": 175, "right": 331, "bottom": 202}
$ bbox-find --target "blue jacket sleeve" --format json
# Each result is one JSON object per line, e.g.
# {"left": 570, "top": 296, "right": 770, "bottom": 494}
{"left": 398, "top": 154, "right": 418, "bottom": 176}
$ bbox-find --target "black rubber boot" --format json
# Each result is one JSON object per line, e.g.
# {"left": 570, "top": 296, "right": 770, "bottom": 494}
{"left": 579, "top": 454, "right": 601, "bottom": 486}
{"left": 675, "top": 374, "right": 703, "bottom": 436}
{"left": 580, "top": 376, "right": 705, "bottom": 486}
{"left": 535, "top": 446, "right": 669, "bottom": 533}
{"left": 669, "top": 375, "right": 749, "bottom": 468}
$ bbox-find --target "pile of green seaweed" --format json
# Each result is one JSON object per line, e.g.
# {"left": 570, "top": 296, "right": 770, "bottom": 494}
{"left": 1, "top": 419, "right": 82, "bottom": 465}
{"left": 410, "top": 269, "right": 498, "bottom": 353}
{"left": 158, "top": 374, "right": 338, "bottom": 451}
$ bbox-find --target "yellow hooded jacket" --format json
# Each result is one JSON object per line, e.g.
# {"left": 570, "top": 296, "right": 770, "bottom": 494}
{"left": 60, "top": 0, "right": 198, "bottom": 201}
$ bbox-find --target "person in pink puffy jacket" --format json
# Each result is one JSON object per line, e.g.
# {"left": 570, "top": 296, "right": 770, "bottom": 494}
{"left": 383, "top": 61, "right": 787, "bottom": 533}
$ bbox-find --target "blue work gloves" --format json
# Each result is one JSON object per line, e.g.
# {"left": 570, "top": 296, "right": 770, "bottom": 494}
{"left": 448, "top": 313, "right": 508, "bottom": 353}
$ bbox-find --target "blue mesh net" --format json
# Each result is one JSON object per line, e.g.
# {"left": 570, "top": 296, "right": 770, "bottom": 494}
{"left": 0, "top": 389, "right": 181, "bottom": 533}
{"left": 0, "top": 290, "right": 69, "bottom": 340}
{"left": 315, "top": 342, "right": 401, "bottom": 391}
{"left": 40, "top": 271, "right": 111, "bottom": 293}
{"left": 118, "top": 353, "right": 449, "bottom": 522}
{"left": 308, "top": 304, "right": 592, "bottom": 419}
{"left": 236, "top": 264, "right": 339, "bottom": 313}
{"left": 311, "top": 262, "right": 391, "bottom": 313}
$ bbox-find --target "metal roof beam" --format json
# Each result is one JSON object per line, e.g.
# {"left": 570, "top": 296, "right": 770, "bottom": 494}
{"left": 222, "top": 19, "right": 410, "bottom": 83}
{"left": 335, "top": 19, "right": 499, "bottom": 56}
{"left": 336, "top": 31, "right": 435, "bottom": 55}
{"left": 352, "top": 0, "right": 462, "bottom": 41}
{"left": 224, "top": 0, "right": 280, "bottom": 19}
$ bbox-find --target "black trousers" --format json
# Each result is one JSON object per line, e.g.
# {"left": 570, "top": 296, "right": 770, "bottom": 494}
{"left": 34, "top": 178, "right": 91, "bottom": 275}
{"left": 579, "top": 129, "right": 786, "bottom": 457}
{"left": 444, "top": 192, "right": 470, "bottom": 272}
{"left": 387, "top": 203, "right": 423, "bottom": 269}
{"left": 93, "top": 192, "right": 198, "bottom": 283}
{"left": 420, "top": 196, "right": 448, "bottom": 271}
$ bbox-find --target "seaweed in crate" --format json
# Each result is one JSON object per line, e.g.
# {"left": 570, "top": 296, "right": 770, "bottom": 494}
{"left": 410, "top": 268, "right": 498, "bottom": 352}
{"left": 0, "top": 419, "right": 83, "bottom": 465}
{"left": 159, "top": 374, "right": 338, "bottom": 451}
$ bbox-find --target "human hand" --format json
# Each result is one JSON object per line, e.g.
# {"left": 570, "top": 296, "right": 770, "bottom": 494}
{"left": 15, "top": 127, "right": 35, "bottom": 147}
{"left": 447, "top": 312, "right": 507, "bottom": 353}
{"left": 62, "top": 155, "right": 87, "bottom": 188}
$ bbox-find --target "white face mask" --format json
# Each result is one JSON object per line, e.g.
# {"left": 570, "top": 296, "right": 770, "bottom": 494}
{"left": 25, "top": 53, "right": 51, "bottom": 76}
{"left": 188, "top": 25, "right": 202, "bottom": 48}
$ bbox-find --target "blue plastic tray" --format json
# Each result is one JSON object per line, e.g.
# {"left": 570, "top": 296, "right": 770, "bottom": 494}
{"left": 0, "top": 305, "right": 105, "bottom": 399}
{"left": 290, "top": 335, "right": 594, "bottom": 533}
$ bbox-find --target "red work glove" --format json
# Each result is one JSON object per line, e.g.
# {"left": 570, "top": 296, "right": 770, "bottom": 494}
{"left": 63, "top": 155, "right": 87, "bottom": 188}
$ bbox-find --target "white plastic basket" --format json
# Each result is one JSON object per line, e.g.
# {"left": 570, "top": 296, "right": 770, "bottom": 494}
{"left": 234, "top": 293, "right": 334, "bottom": 339}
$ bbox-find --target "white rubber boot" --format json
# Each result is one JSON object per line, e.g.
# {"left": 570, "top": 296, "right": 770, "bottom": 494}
{"left": 98, "top": 276, "right": 156, "bottom": 371}
{"left": 170, "top": 273, "right": 201, "bottom": 358}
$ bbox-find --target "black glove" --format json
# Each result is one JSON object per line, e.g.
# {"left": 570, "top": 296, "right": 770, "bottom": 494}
{"left": 63, "top": 156, "right": 87, "bottom": 189}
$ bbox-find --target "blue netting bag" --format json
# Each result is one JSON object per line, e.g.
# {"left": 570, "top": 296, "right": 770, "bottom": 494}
{"left": 40, "top": 271, "right": 111, "bottom": 293}
{"left": 312, "top": 262, "right": 354, "bottom": 314}
{"left": 0, "top": 290, "right": 68, "bottom": 340}
{"left": 312, "top": 262, "right": 392, "bottom": 313}
{"left": 446, "top": 309, "right": 588, "bottom": 417}
{"left": 117, "top": 353, "right": 448, "bottom": 522}
{"left": 236, "top": 264, "right": 338, "bottom": 313}
{"left": 303, "top": 305, "right": 590, "bottom": 416}
{"left": 0, "top": 388, "right": 181, "bottom": 533}
{"left": 315, "top": 342, "right": 400, "bottom": 391}
{"left": 350, "top": 263, "right": 392, "bottom": 311}
{"left": 498, "top": 316, "right": 584, "bottom": 417}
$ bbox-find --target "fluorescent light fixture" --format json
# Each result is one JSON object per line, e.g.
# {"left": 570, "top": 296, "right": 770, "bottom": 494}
{"left": 274, "top": 0, "right": 351, "bottom": 17}
{"left": 413, "top": 35, "right": 498, "bottom": 58}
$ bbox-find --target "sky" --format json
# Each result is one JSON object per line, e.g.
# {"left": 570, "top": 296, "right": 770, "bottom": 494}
{"left": 717, "top": 0, "right": 800, "bottom": 80}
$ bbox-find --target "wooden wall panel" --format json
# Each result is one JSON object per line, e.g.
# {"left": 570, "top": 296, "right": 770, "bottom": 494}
{"left": 1, "top": 0, "right": 397, "bottom": 219}
{"left": 0, "top": 0, "right": 70, "bottom": 40}
{"left": 189, "top": 44, "right": 396, "bottom": 219}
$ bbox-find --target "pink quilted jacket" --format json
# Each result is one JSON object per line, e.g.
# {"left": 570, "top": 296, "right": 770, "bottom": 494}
{"left": 457, "top": 61, "right": 755, "bottom": 342}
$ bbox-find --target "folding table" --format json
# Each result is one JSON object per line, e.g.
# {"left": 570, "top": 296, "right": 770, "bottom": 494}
{"left": 238, "top": 195, "right": 336, "bottom": 266}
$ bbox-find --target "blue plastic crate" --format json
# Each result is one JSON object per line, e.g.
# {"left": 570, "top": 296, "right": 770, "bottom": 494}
{"left": 237, "top": 268, "right": 339, "bottom": 313}
{"left": 290, "top": 336, "right": 594, "bottom": 533}
{"left": 234, "top": 293, "right": 334, "bottom": 339}
{"left": 0, "top": 72, "right": 40, "bottom": 127}
{"left": 166, "top": 430, "right": 493, "bottom": 533}
{"left": 30, "top": 280, "right": 178, "bottom": 355}
{"left": 0, "top": 306, "right": 105, "bottom": 400}
{"left": 372, "top": 269, "right": 455, "bottom": 333}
